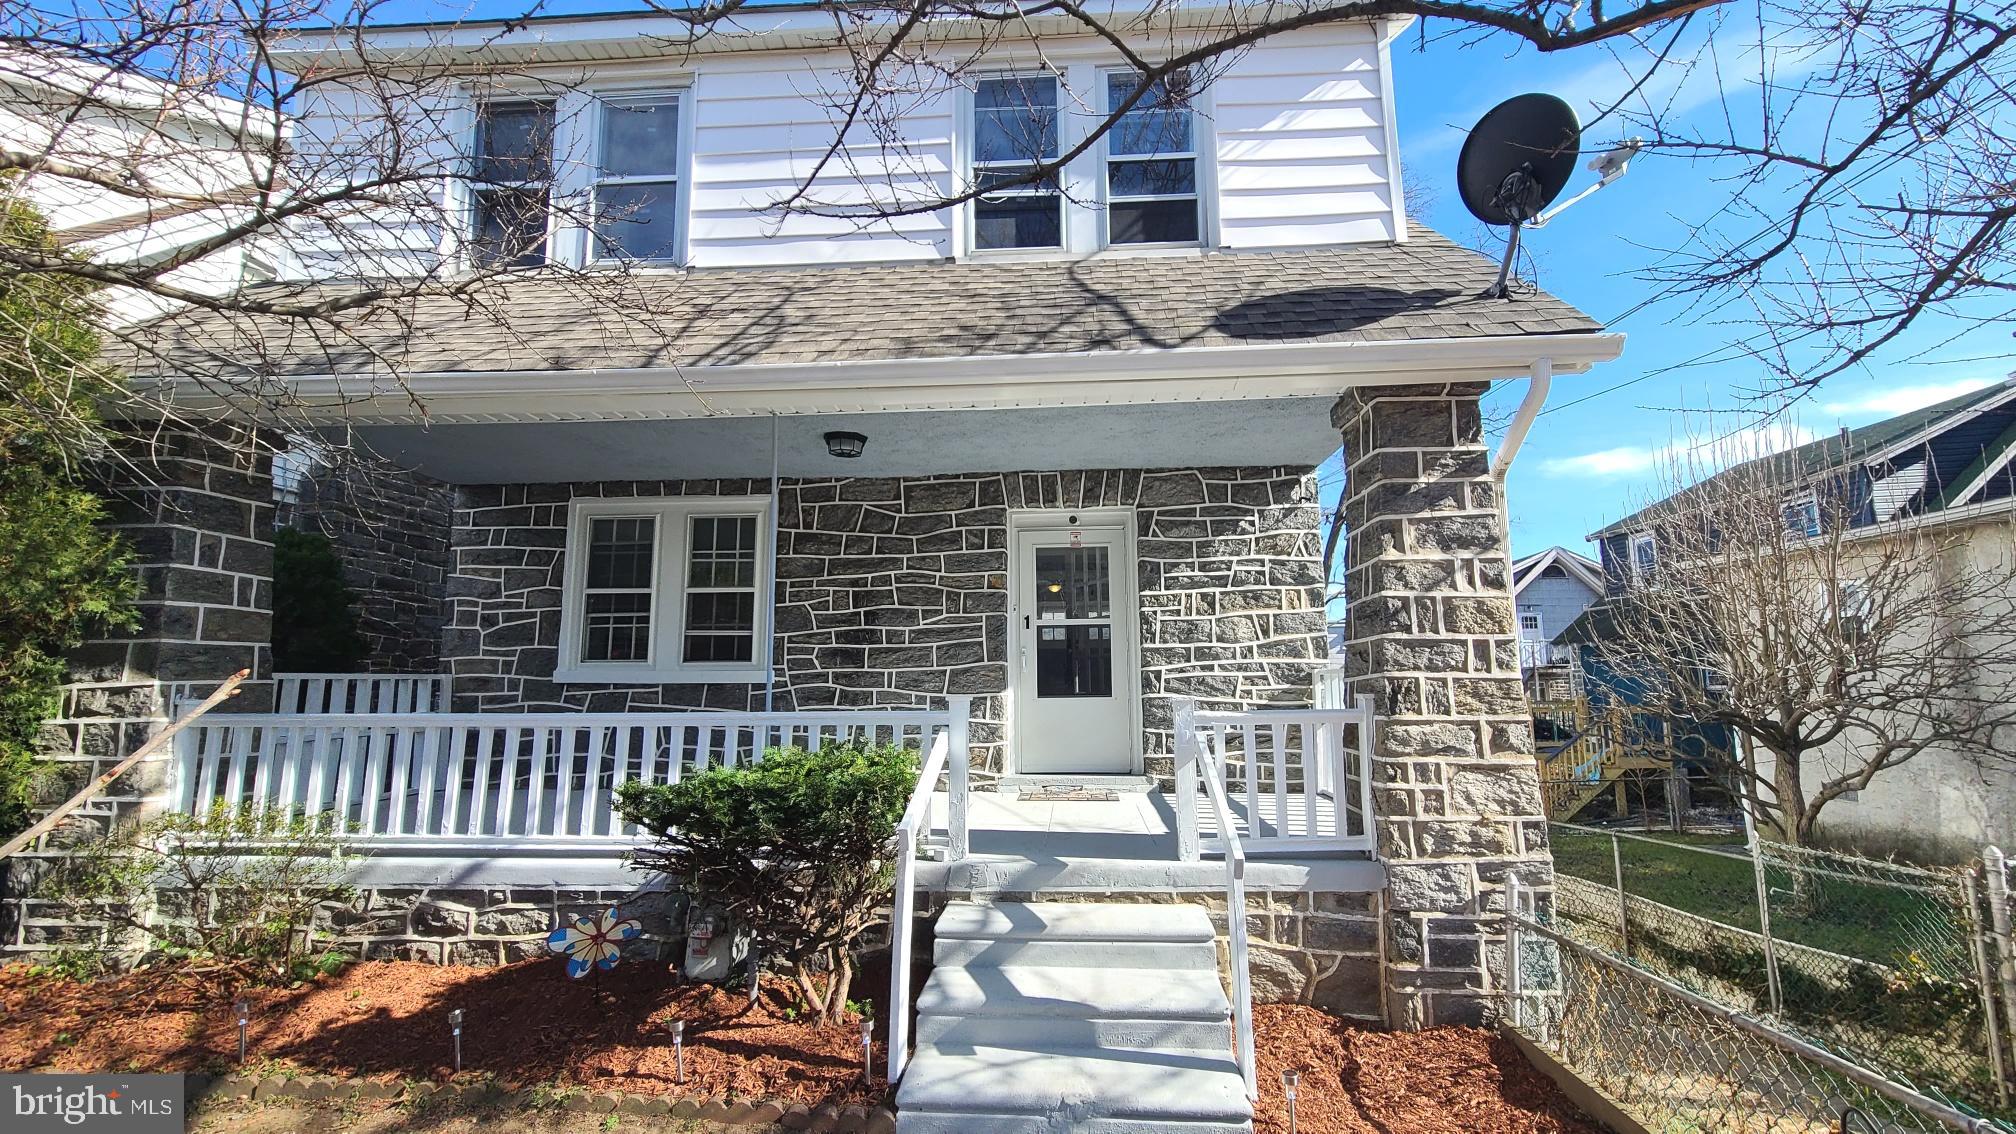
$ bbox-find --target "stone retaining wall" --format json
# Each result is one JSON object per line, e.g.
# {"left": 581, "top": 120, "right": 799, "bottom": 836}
{"left": 445, "top": 467, "right": 1328, "bottom": 778}
{"left": 305, "top": 884, "right": 690, "bottom": 967}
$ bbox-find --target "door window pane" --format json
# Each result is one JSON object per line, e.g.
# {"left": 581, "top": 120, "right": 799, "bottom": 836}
{"left": 1036, "top": 625, "right": 1113, "bottom": 698}
{"left": 1034, "top": 547, "right": 1111, "bottom": 619}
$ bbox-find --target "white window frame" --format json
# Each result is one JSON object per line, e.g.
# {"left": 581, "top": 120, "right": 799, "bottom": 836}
{"left": 588, "top": 90, "right": 688, "bottom": 266}
{"left": 467, "top": 96, "right": 558, "bottom": 269}
{"left": 1098, "top": 67, "right": 1207, "bottom": 249}
{"left": 1782, "top": 490, "right": 1822, "bottom": 541}
{"left": 1628, "top": 532, "right": 1657, "bottom": 583}
{"left": 966, "top": 71, "right": 1067, "bottom": 255}
{"left": 556, "top": 497, "right": 771, "bottom": 684}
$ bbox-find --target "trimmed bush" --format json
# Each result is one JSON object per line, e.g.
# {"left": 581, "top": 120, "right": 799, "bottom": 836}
{"left": 616, "top": 742, "right": 917, "bottom": 1023}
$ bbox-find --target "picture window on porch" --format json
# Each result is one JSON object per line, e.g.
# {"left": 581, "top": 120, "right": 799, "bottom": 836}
{"left": 470, "top": 99, "right": 555, "bottom": 267}
{"left": 1103, "top": 70, "right": 1200, "bottom": 245}
{"left": 971, "top": 75, "right": 1062, "bottom": 250}
{"left": 593, "top": 93, "right": 683, "bottom": 262}
{"left": 559, "top": 498, "right": 770, "bottom": 682}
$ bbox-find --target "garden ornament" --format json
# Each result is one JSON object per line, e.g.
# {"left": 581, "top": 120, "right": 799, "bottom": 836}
{"left": 548, "top": 906, "right": 643, "bottom": 979}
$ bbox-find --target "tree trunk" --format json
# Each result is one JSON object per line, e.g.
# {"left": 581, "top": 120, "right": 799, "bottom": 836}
{"left": 1765, "top": 743, "right": 1806, "bottom": 847}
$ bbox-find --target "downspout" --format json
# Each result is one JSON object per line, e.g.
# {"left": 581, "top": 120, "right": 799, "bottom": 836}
{"left": 764, "top": 414, "right": 780, "bottom": 713}
{"left": 1492, "top": 356, "right": 1553, "bottom": 482}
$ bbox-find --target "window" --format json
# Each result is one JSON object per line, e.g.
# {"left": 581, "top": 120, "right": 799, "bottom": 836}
{"left": 1518, "top": 611, "right": 1543, "bottom": 636}
{"left": 1628, "top": 532, "right": 1657, "bottom": 582}
{"left": 559, "top": 499, "right": 769, "bottom": 681}
{"left": 1782, "top": 492, "right": 1821, "bottom": 540}
{"left": 593, "top": 94, "right": 683, "bottom": 262}
{"left": 471, "top": 100, "right": 555, "bottom": 267}
{"left": 1104, "top": 70, "right": 1199, "bottom": 244}
{"left": 971, "top": 76, "right": 1062, "bottom": 250}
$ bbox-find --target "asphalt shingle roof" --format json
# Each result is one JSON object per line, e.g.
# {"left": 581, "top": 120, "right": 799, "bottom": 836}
{"left": 130, "top": 227, "right": 1601, "bottom": 378}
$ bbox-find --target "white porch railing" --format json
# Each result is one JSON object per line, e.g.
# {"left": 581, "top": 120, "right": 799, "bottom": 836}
{"left": 274, "top": 673, "right": 446, "bottom": 715}
{"left": 1174, "top": 699, "right": 1377, "bottom": 859}
{"left": 886, "top": 695, "right": 971, "bottom": 1084}
{"left": 1177, "top": 699, "right": 1257, "bottom": 1099}
{"left": 169, "top": 706, "right": 967, "bottom": 853}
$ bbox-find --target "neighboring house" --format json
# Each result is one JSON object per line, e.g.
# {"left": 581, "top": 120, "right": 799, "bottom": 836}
{"left": 1511, "top": 546, "right": 1601, "bottom": 701}
{"left": 0, "top": 51, "right": 284, "bottom": 324}
{"left": 1582, "top": 377, "right": 2016, "bottom": 860}
{"left": 16, "top": 7, "right": 1629, "bottom": 1127}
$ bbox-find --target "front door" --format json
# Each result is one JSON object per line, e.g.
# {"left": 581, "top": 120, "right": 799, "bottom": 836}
{"left": 1011, "top": 515, "right": 1138, "bottom": 774}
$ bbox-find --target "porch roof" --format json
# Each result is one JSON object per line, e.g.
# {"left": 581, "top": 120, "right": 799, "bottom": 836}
{"left": 133, "top": 228, "right": 1600, "bottom": 380}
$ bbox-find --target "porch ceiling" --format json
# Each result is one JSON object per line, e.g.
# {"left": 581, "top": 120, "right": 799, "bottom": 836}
{"left": 338, "top": 397, "right": 1342, "bottom": 483}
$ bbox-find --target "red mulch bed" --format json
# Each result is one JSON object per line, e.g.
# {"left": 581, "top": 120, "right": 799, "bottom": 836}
{"left": 0, "top": 964, "right": 1605, "bottom": 1129}
{"left": 0, "top": 959, "right": 885, "bottom": 1107}
{"left": 1251, "top": 1004, "right": 1604, "bottom": 1134}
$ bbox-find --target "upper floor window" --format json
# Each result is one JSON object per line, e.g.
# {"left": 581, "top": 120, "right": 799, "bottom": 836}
{"left": 1628, "top": 532, "right": 1657, "bottom": 583}
{"left": 1518, "top": 611, "right": 1543, "bottom": 637}
{"left": 1104, "top": 70, "right": 1199, "bottom": 245}
{"left": 1782, "top": 491, "right": 1821, "bottom": 540}
{"left": 472, "top": 99, "right": 555, "bottom": 268}
{"left": 593, "top": 94, "right": 683, "bottom": 263}
{"left": 972, "top": 76, "right": 1062, "bottom": 250}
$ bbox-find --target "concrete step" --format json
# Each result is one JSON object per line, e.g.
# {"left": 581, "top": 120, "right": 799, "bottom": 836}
{"left": 895, "top": 1045, "right": 1251, "bottom": 1134}
{"left": 914, "top": 965, "right": 1230, "bottom": 1051}
{"left": 931, "top": 901, "right": 1220, "bottom": 969}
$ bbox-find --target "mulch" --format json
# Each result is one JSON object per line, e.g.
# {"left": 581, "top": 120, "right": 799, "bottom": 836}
{"left": 0, "top": 959, "right": 886, "bottom": 1107}
{"left": 0, "top": 963, "right": 1608, "bottom": 1129}
{"left": 1251, "top": 1004, "right": 1606, "bottom": 1134}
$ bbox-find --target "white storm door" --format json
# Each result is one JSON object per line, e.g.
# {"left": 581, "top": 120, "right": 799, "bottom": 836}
{"left": 1011, "top": 522, "right": 1137, "bottom": 774}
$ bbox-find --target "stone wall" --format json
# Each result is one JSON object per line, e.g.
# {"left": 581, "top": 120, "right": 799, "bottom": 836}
{"left": 444, "top": 468, "right": 1329, "bottom": 778}
{"left": 284, "top": 461, "right": 454, "bottom": 673}
{"left": 307, "top": 884, "right": 688, "bottom": 966}
{"left": 3, "top": 425, "right": 276, "bottom": 958}
{"left": 1334, "top": 384, "right": 1553, "bottom": 1029}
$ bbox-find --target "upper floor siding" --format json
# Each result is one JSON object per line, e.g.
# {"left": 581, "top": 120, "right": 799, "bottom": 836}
{"left": 280, "top": 20, "right": 1407, "bottom": 279}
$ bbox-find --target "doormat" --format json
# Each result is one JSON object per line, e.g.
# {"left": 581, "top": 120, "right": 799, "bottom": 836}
{"left": 1016, "top": 788, "right": 1120, "bottom": 802}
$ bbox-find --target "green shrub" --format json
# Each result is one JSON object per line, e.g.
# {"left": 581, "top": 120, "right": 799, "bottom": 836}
{"left": 271, "top": 527, "right": 367, "bottom": 671}
{"left": 616, "top": 742, "right": 917, "bottom": 1023}
{"left": 0, "top": 199, "right": 135, "bottom": 838}
{"left": 39, "top": 803, "right": 355, "bottom": 987}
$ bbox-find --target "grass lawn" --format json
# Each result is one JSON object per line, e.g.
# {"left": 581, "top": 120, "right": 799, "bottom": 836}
{"left": 1547, "top": 827, "right": 1959, "bottom": 965}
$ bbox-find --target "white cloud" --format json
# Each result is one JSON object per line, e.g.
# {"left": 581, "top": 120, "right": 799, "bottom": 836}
{"left": 1820, "top": 377, "right": 1998, "bottom": 420}
{"left": 1539, "top": 420, "right": 1816, "bottom": 480}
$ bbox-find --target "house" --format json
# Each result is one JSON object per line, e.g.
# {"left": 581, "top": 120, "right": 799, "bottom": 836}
{"left": 0, "top": 51, "right": 285, "bottom": 323}
{"left": 1511, "top": 546, "right": 1602, "bottom": 701}
{"left": 1583, "top": 377, "right": 2016, "bottom": 860}
{"left": 12, "top": 6, "right": 1626, "bottom": 1129}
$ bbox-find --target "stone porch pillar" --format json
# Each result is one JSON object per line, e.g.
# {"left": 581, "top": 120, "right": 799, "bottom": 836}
{"left": 1333, "top": 383, "right": 1553, "bottom": 1029}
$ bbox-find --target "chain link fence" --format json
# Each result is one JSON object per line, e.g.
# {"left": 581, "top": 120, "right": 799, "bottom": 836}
{"left": 1537, "top": 822, "right": 2016, "bottom": 1129}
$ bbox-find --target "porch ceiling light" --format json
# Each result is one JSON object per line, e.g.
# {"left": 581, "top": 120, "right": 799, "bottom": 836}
{"left": 824, "top": 431, "right": 867, "bottom": 459}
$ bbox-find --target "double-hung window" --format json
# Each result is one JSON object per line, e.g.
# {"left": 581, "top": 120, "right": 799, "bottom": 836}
{"left": 558, "top": 498, "right": 769, "bottom": 682}
{"left": 593, "top": 94, "right": 683, "bottom": 263}
{"left": 1628, "top": 532, "right": 1657, "bottom": 584}
{"left": 1104, "top": 70, "right": 1200, "bottom": 245}
{"left": 971, "top": 75, "right": 1062, "bottom": 250}
{"left": 471, "top": 100, "right": 555, "bottom": 268}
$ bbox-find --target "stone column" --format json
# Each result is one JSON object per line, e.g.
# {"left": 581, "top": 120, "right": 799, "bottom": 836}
{"left": 3, "top": 424, "right": 275, "bottom": 956}
{"left": 1333, "top": 383, "right": 1552, "bottom": 1029}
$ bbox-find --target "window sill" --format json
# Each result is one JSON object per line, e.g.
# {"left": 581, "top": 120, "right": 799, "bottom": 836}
{"left": 552, "top": 664, "right": 770, "bottom": 685}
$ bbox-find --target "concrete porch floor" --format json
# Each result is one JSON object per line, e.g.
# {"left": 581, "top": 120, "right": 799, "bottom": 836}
{"left": 917, "top": 790, "right": 1385, "bottom": 896}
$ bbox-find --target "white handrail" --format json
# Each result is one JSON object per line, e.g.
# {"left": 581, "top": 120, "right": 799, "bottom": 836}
{"left": 1179, "top": 702, "right": 1377, "bottom": 857}
{"left": 1180, "top": 699, "right": 1256, "bottom": 1099}
{"left": 888, "top": 728, "right": 952, "bottom": 1084}
{"left": 274, "top": 673, "right": 446, "bottom": 714}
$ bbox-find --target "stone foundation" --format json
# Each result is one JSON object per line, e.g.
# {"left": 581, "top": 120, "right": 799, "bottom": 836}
{"left": 305, "top": 884, "right": 690, "bottom": 966}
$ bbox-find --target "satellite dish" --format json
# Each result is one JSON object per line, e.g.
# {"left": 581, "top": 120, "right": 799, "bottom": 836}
{"left": 1455, "top": 94, "right": 1582, "bottom": 298}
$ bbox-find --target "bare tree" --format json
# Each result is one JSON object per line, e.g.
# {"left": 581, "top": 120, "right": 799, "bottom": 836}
{"left": 1589, "top": 428, "right": 2016, "bottom": 845}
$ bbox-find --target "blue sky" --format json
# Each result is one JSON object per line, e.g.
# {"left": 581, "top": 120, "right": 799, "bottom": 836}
{"left": 328, "top": 2, "right": 2007, "bottom": 559}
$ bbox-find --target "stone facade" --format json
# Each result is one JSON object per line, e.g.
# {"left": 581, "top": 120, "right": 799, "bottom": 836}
{"left": 445, "top": 468, "right": 1329, "bottom": 778}
{"left": 307, "top": 884, "right": 688, "bottom": 966}
{"left": 1334, "top": 384, "right": 1553, "bottom": 1029}
{"left": 284, "top": 461, "right": 454, "bottom": 673}
{"left": 2, "top": 425, "right": 276, "bottom": 956}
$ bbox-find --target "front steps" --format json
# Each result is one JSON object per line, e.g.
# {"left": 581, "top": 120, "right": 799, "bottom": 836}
{"left": 895, "top": 901, "right": 1252, "bottom": 1133}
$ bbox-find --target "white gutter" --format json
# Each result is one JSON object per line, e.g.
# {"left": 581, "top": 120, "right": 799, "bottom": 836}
{"left": 145, "top": 333, "right": 1623, "bottom": 426}
{"left": 1491, "top": 356, "right": 1553, "bottom": 481}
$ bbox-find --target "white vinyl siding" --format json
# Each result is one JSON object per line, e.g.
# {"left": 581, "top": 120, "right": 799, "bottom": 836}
{"left": 557, "top": 497, "right": 771, "bottom": 682}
